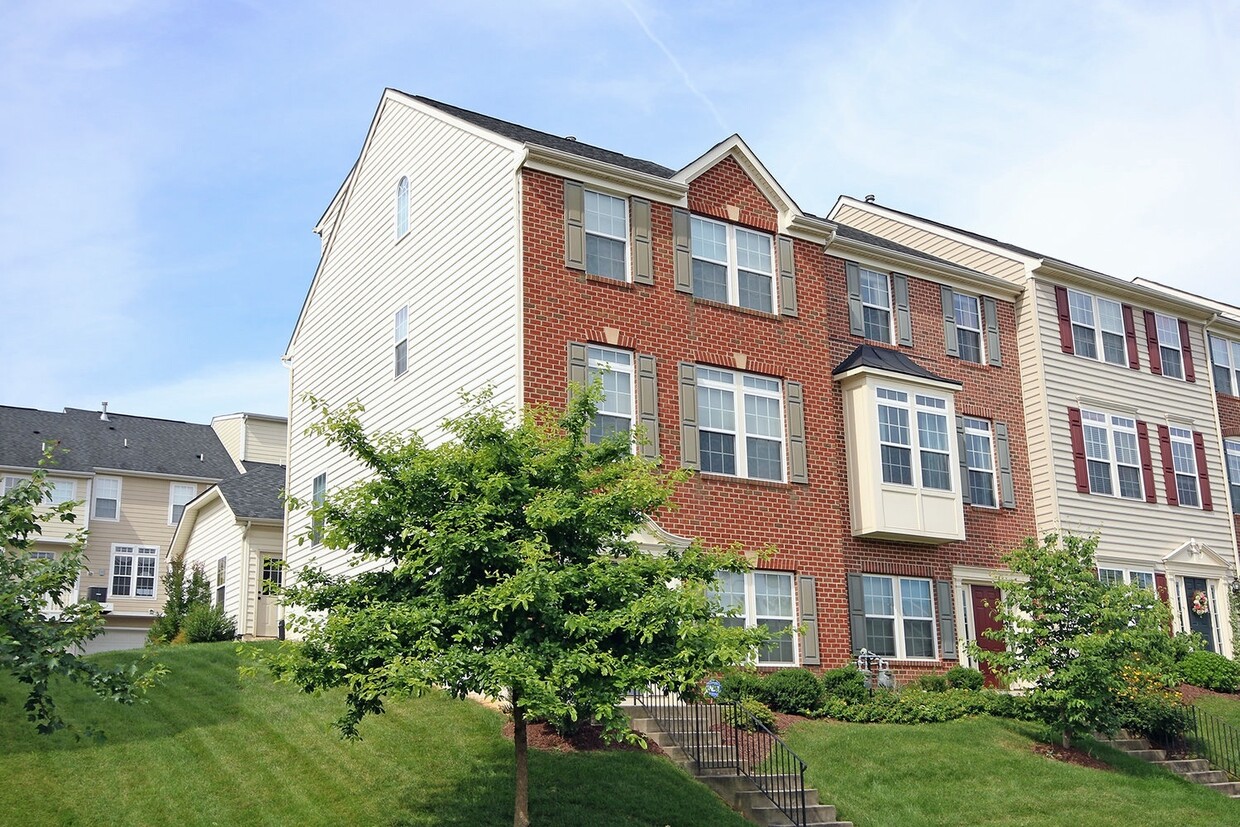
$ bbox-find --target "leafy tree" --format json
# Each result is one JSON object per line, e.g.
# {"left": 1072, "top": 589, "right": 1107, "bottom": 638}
{"left": 1, "top": 467, "right": 163, "bottom": 735}
{"left": 149, "top": 558, "right": 213, "bottom": 643}
{"left": 975, "top": 533, "right": 1179, "bottom": 746}
{"left": 269, "top": 389, "right": 764, "bottom": 827}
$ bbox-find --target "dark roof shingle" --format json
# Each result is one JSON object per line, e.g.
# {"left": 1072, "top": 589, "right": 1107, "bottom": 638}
{"left": 216, "top": 462, "right": 285, "bottom": 521}
{"left": 832, "top": 345, "right": 962, "bottom": 387}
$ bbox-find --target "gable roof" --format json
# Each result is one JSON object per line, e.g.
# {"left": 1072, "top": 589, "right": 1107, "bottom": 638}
{"left": 833, "top": 224, "right": 963, "bottom": 269}
{"left": 832, "top": 345, "right": 962, "bottom": 387}
{"left": 216, "top": 462, "right": 286, "bottom": 521}
{"left": 0, "top": 406, "right": 236, "bottom": 479}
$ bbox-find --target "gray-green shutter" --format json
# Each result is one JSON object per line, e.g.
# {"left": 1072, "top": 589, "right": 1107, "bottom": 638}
{"left": 936, "top": 580, "right": 957, "bottom": 659}
{"left": 564, "top": 180, "right": 585, "bottom": 270}
{"left": 983, "top": 296, "right": 1002, "bottom": 366}
{"left": 778, "top": 235, "right": 798, "bottom": 317}
{"left": 673, "top": 208, "right": 692, "bottom": 294}
{"left": 637, "top": 354, "right": 659, "bottom": 459}
{"left": 678, "top": 362, "right": 699, "bottom": 469}
{"left": 847, "top": 573, "right": 866, "bottom": 655}
{"left": 798, "top": 575, "right": 820, "bottom": 666}
{"left": 846, "top": 262, "right": 865, "bottom": 337}
{"left": 941, "top": 285, "right": 958, "bottom": 357}
{"left": 631, "top": 197, "right": 653, "bottom": 285}
{"left": 568, "top": 342, "right": 588, "bottom": 399}
{"left": 995, "top": 421, "right": 1016, "bottom": 508}
{"left": 956, "top": 418, "right": 971, "bottom": 506}
{"left": 786, "top": 380, "right": 808, "bottom": 484}
{"left": 892, "top": 273, "right": 912, "bottom": 346}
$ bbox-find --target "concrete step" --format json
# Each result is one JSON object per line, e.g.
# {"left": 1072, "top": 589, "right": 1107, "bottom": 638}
{"left": 1123, "top": 748, "right": 1167, "bottom": 762}
{"left": 1202, "top": 781, "right": 1240, "bottom": 796}
{"left": 1154, "top": 758, "right": 1212, "bottom": 774}
{"left": 747, "top": 801, "right": 845, "bottom": 827}
{"left": 1100, "top": 738, "right": 1150, "bottom": 751}
{"left": 1180, "top": 769, "right": 1231, "bottom": 785}
{"left": 735, "top": 789, "right": 828, "bottom": 814}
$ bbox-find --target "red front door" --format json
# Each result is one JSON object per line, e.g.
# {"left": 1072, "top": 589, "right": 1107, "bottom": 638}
{"left": 970, "top": 585, "right": 1004, "bottom": 687}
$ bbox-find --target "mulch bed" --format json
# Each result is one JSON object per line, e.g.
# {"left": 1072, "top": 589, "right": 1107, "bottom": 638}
{"left": 501, "top": 720, "right": 664, "bottom": 755}
{"left": 1032, "top": 741, "right": 1114, "bottom": 771}
{"left": 1178, "top": 683, "right": 1237, "bottom": 704}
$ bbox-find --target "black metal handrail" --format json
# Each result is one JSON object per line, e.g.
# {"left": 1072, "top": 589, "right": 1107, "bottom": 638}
{"left": 631, "top": 686, "right": 809, "bottom": 826}
{"left": 1149, "top": 703, "right": 1240, "bottom": 780}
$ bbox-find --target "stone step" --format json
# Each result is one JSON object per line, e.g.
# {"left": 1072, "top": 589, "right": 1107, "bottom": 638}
{"left": 747, "top": 801, "right": 845, "bottom": 827}
{"left": 1123, "top": 748, "right": 1167, "bottom": 762}
{"left": 1100, "top": 738, "right": 1150, "bottom": 751}
{"left": 1180, "top": 769, "right": 1231, "bottom": 785}
{"left": 1204, "top": 781, "right": 1240, "bottom": 797}
{"left": 735, "top": 787, "right": 826, "bottom": 813}
{"left": 1154, "top": 758, "right": 1212, "bottom": 774}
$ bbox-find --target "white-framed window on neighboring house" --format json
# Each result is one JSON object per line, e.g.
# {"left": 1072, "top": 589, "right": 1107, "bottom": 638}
{"left": 46, "top": 479, "right": 76, "bottom": 506}
{"left": 877, "top": 389, "right": 952, "bottom": 491}
{"left": 1098, "top": 568, "right": 1156, "bottom": 591}
{"left": 1154, "top": 313, "right": 1185, "bottom": 380}
{"left": 690, "top": 215, "right": 775, "bottom": 314}
{"left": 859, "top": 267, "right": 893, "bottom": 343}
{"left": 697, "top": 367, "right": 785, "bottom": 481}
{"left": 963, "top": 417, "right": 997, "bottom": 507}
{"left": 110, "top": 545, "right": 157, "bottom": 598}
{"left": 311, "top": 473, "right": 326, "bottom": 545}
{"left": 710, "top": 570, "right": 796, "bottom": 665}
{"left": 1209, "top": 335, "right": 1240, "bottom": 396}
{"left": 861, "top": 574, "right": 936, "bottom": 660}
{"left": 394, "top": 306, "right": 409, "bottom": 378}
{"left": 953, "top": 293, "right": 984, "bottom": 364}
{"left": 169, "top": 483, "right": 196, "bottom": 524}
{"left": 395, "top": 176, "right": 410, "bottom": 238}
{"left": 1225, "top": 438, "right": 1240, "bottom": 512}
{"left": 584, "top": 189, "right": 628, "bottom": 281}
{"left": 93, "top": 477, "right": 121, "bottom": 520}
{"left": 1168, "top": 425, "right": 1200, "bottom": 507}
{"left": 28, "top": 550, "right": 55, "bottom": 561}
{"left": 2, "top": 475, "right": 21, "bottom": 494}
{"left": 1067, "top": 289, "right": 1127, "bottom": 366}
{"left": 216, "top": 557, "right": 226, "bottom": 607}
{"left": 1081, "top": 410, "right": 1143, "bottom": 500}
{"left": 586, "top": 346, "right": 634, "bottom": 443}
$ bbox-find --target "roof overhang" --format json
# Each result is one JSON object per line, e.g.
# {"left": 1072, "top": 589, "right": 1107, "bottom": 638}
{"left": 523, "top": 144, "right": 687, "bottom": 202}
{"left": 1161, "top": 539, "right": 1236, "bottom": 574}
{"left": 167, "top": 485, "right": 228, "bottom": 560}
{"left": 828, "top": 233, "right": 1020, "bottom": 300}
{"left": 1033, "top": 261, "right": 1216, "bottom": 322}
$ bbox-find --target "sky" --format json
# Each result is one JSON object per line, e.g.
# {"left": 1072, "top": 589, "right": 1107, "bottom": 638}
{"left": 2, "top": 0, "right": 1238, "bottom": 424}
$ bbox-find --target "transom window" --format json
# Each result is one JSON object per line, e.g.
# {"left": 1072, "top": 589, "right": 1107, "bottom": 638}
{"left": 394, "top": 306, "right": 409, "bottom": 378}
{"left": 169, "top": 483, "right": 196, "bottom": 524}
{"left": 1067, "top": 289, "right": 1126, "bottom": 365}
{"left": 953, "top": 293, "right": 984, "bottom": 364}
{"left": 710, "top": 570, "right": 796, "bottom": 665}
{"left": 963, "top": 417, "right": 997, "bottom": 507}
{"left": 1225, "top": 438, "right": 1240, "bottom": 512}
{"left": 395, "top": 176, "right": 410, "bottom": 238}
{"left": 111, "top": 545, "right": 157, "bottom": 598}
{"left": 1155, "top": 314, "right": 1185, "bottom": 380}
{"left": 587, "top": 346, "right": 634, "bottom": 443}
{"left": 1168, "top": 426, "right": 1200, "bottom": 507}
{"left": 690, "top": 216, "right": 775, "bottom": 313}
{"left": 93, "top": 477, "right": 120, "bottom": 520}
{"left": 585, "top": 190, "right": 628, "bottom": 280}
{"left": 859, "top": 268, "right": 892, "bottom": 343}
{"left": 1098, "top": 568, "right": 1155, "bottom": 591}
{"left": 1081, "top": 410, "right": 1142, "bottom": 499}
{"left": 1209, "top": 335, "right": 1240, "bottom": 395}
{"left": 697, "top": 367, "right": 785, "bottom": 481}
{"left": 861, "top": 575, "right": 936, "bottom": 660}
{"left": 877, "top": 389, "right": 951, "bottom": 491}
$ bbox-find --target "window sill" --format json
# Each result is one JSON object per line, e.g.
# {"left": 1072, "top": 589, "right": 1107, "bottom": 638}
{"left": 584, "top": 273, "right": 635, "bottom": 290}
{"left": 698, "top": 472, "right": 792, "bottom": 489}
{"left": 690, "top": 297, "right": 779, "bottom": 320}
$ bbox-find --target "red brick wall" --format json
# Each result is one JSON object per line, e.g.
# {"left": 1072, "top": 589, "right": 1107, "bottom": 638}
{"left": 520, "top": 163, "right": 1036, "bottom": 679}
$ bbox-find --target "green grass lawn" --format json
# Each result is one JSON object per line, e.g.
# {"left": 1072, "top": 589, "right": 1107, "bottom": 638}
{"left": 783, "top": 716, "right": 1240, "bottom": 827}
{"left": 0, "top": 642, "right": 749, "bottom": 827}
{"left": 1194, "top": 691, "right": 1240, "bottom": 729}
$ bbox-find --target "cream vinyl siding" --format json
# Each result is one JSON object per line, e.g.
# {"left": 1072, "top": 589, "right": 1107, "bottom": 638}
{"left": 285, "top": 95, "right": 522, "bottom": 582}
{"left": 210, "top": 417, "right": 244, "bottom": 467}
{"left": 1015, "top": 288, "right": 1059, "bottom": 537}
{"left": 243, "top": 418, "right": 288, "bottom": 465}
{"left": 179, "top": 497, "right": 244, "bottom": 623}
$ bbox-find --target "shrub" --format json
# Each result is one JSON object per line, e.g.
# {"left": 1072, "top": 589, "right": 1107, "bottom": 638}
{"left": 724, "top": 698, "right": 777, "bottom": 732}
{"left": 914, "top": 673, "right": 949, "bottom": 692}
{"left": 1178, "top": 651, "right": 1240, "bottom": 693}
{"left": 1170, "top": 632, "right": 1210, "bottom": 664}
{"left": 814, "top": 687, "right": 1032, "bottom": 724}
{"left": 146, "top": 613, "right": 179, "bottom": 645}
{"left": 717, "top": 669, "right": 762, "bottom": 702}
{"left": 182, "top": 604, "right": 237, "bottom": 643}
{"left": 821, "top": 666, "right": 867, "bottom": 703}
{"left": 945, "top": 666, "right": 985, "bottom": 691}
{"left": 756, "top": 668, "right": 823, "bottom": 713}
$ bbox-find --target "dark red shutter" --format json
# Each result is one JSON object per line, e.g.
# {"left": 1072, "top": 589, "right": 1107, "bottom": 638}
{"left": 1144, "top": 310, "right": 1162, "bottom": 375}
{"left": 1068, "top": 407, "right": 1089, "bottom": 493}
{"left": 1179, "top": 319, "right": 1196, "bottom": 382}
{"left": 1122, "top": 304, "right": 1140, "bottom": 370}
{"left": 1136, "top": 421, "right": 1157, "bottom": 503}
{"left": 1055, "top": 286, "right": 1074, "bottom": 354}
{"left": 1157, "top": 424, "right": 1178, "bottom": 506}
{"left": 1153, "top": 572, "right": 1173, "bottom": 633}
{"left": 1194, "top": 431, "right": 1213, "bottom": 510}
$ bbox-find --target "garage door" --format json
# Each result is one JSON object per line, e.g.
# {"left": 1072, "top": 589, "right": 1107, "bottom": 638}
{"left": 79, "top": 628, "right": 148, "bottom": 655}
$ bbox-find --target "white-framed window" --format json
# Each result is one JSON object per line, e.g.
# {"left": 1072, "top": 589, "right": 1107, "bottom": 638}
{"left": 1154, "top": 313, "right": 1185, "bottom": 380}
{"left": 585, "top": 189, "right": 628, "bottom": 281}
{"left": 690, "top": 215, "right": 775, "bottom": 313}
{"left": 216, "top": 557, "right": 226, "bottom": 607}
{"left": 1168, "top": 425, "right": 1200, "bottom": 507}
{"left": 1098, "top": 568, "right": 1155, "bottom": 591}
{"left": 1225, "top": 438, "right": 1240, "bottom": 512}
{"left": 169, "top": 483, "right": 196, "bottom": 524}
{"left": 953, "top": 293, "right": 984, "bottom": 364}
{"left": 859, "top": 267, "right": 893, "bottom": 343}
{"left": 394, "top": 306, "right": 408, "bottom": 378}
{"left": 697, "top": 367, "right": 785, "bottom": 481}
{"left": 710, "top": 570, "right": 796, "bottom": 665}
{"left": 1067, "top": 289, "right": 1126, "bottom": 366}
{"left": 1081, "top": 410, "right": 1143, "bottom": 500}
{"left": 2, "top": 475, "right": 21, "bottom": 494}
{"left": 877, "top": 389, "right": 952, "bottom": 491}
{"left": 963, "top": 417, "right": 997, "bottom": 507}
{"left": 28, "top": 550, "right": 55, "bottom": 561}
{"left": 46, "top": 479, "right": 76, "bottom": 506}
{"left": 586, "top": 345, "right": 634, "bottom": 443}
{"left": 395, "top": 176, "right": 410, "bottom": 238}
{"left": 1209, "top": 335, "right": 1240, "bottom": 396}
{"left": 311, "top": 473, "right": 326, "bottom": 545}
{"left": 861, "top": 574, "right": 936, "bottom": 660}
{"left": 93, "top": 477, "right": 121, "bottom": 520}
{"left": 110, "top": 545, "right": 157, "bottom": 599}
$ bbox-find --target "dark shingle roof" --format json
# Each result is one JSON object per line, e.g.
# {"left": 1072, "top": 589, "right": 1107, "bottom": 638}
{"left": 832, "top": 345, "right": 962, "bottom": 386}
{"left": 412, "top": 95, "right": 678, "bottom": 180}
{"left": 0, "top": 406, "right": 237, "bottom": 479}
{"left": 833, "top": 224, "right": 966, "bottom": 270}
{"left": 215, "top": 462, "right": 285, "bottom": 521}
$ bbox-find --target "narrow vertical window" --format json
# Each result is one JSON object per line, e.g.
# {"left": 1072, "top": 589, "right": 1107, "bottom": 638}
{"left": 170, "top": 483, "right": 196, "bottom": 524}
{"left": 953, "top": 293, "right": 984, "bottom": 363}
{"left": 1211, "top": 336, "right": 1233, "bottom": 394}
{"left": 859, "top": 268, "right": 893, "bottom": 343}
{"left": 1168, "top": 426, "right": 1200, "bottom": 506}
{"left": 1067, "top": 289, "right": 1098, "bottom": 359}
{"left": 584, "top": 190, "right": 627, "bottom": 280}
{"left": 394, "top": 306, "right": 408, "bottom": 377}
{"left": 311, "top": 473, "right": 326, "bottom": 545}
{"left": 963, "top": 417, "right": 997, "bottom": 507}
{"left": 216, "top": 557, "right": 227, "bottom": 607}
{"left": 93, "top": 477, "right": 120, "bottom": 520}
{"left": 1155, "top": 314, "right": 1184, "bottom": 380}
{"left": 586, "top": 346, "right": 634, "bottom": 443}
{"left": 395, "top": 176, "right": 410, "bottom": 238}
{"left": 1225, "top": 438, "right": 1240, "bottom": 512}
{"left": 877, "top": 388, "right": 912, "bottom": 485}
{"left": 915, "top": 395, "right": 951, "bottom": 490}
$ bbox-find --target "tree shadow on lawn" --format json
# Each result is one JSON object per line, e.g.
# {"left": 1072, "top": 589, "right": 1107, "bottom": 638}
{"left": 997, "top": 718, "right": 1198, "bottom": 783}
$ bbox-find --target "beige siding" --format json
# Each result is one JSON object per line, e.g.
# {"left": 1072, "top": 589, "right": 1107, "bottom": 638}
{"left": 285, "top": 95, "right": 522, "bottom": 582}
{"left": 1014, "top": 287, "right": 1058, "bottom": 537}
{"left": 211, "top": 417, "right": 244, "bottom": 467}
{"left": 243, "top": 418, "right": 288, "bottom": 465}
{"left": 179, "top": 497, "right": 245, "bottom": 624}
{"left": 243, "top": 524, "right": 283, "bottom": 636}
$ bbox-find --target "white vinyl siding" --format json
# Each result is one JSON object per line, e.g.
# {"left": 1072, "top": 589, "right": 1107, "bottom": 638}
{"left": 587, "top": 346, "right": 634, "bottom": 443}
{"left": 711, "top": 570, "right": 796, "bottom": 665}
{"left": 584, "top": 190, "right": 627, "bottom": 281}
{"left": 861, "top": 575, "right": 936, "bottom": 660}
{"left": 690, "top": 215, "right": 775, "bottom": 313}
{"left": 110, "top": 545, "right": 158, "bottom": 599}
{"left": 93, "top": 477, "right": 121, "bottom": 520}
{"left": 696, "top": 367, "right": 785, "bottom": 481}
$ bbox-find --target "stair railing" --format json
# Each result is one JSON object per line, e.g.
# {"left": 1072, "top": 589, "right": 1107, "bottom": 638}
{"left": 1149, "top": 702, "right": 1240, "bottom": 781}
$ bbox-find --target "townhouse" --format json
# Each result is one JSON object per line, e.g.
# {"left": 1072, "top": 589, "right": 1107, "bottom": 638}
{"left": 284, "top": 90, "right": 1039, "bottom": 679}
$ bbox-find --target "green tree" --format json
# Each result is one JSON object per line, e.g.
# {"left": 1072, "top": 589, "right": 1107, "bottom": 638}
{"left": 975, "top": 533, "right": 1178, "bottom": 746}
{"left": 1, "top": 467, "right": 162, "bottom": 735}
{"left": 149, "top": 558, "right": 213, "bottom": 643}
{"left": 269, "top": 389, "right": 764, "bottom": 827}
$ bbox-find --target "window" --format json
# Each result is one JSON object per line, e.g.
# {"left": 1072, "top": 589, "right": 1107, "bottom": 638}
{"left": 697, "top": 367, "right": 785, "bottom": 481}
{"left": 1098, "top": 568, "right": 1156, "bottom": 590}
{"left": 586, "top": 346, "right": 634, "bottom": 443}
{"left": 690, "top": 215, "right": 775, "bottom": 313}
{"left": 1067, "top": 289, "right": 1126, "bottom": 365}
{"left": 46, "top": 479, "right": 76, "bottom": 505}
{"left": 1225, "top": 438, "right": 1240, "bottom": 512}
{"left": 877, "top": 389, "right": 951, "bottom": 491}
{"left": 394, "top": 306, "right": 408, "bottom": 377}
{"left": 1210, "top": 335, "right": 1240, "bottom": 395}
{"left": 262, "top": 558, "right": 283, "bottom": 595}
{"left": 93, "top": 477, "right": 120, "bottom": 520}
{"left": 2, "top": 476, "right": 20, "bottom": 494}
{"left": 1168, "top": 426, "right": 1200, "bottom": 507}
{"left": 28, "top": 550, "right": 55, "bottom": 561}
{"left": 169, "top": 483, "right": 196, "bottom": 524}
{"left": 861, "top": 575, "right": 936, "bottom": 660}
{"left": 859, "top": 267, "right": 893, "bottom": 343}
{"left": 953, "top": 293, "right": 984, "bottom": 364}
{"left": 1154, "top": 313, "right": 1185, "bottom": 380}
{"left": 216, "top": 557, "right": 226, "bottom": 607}
{"left": 584, "top": 189, "right": 627, "bottom": 280}
{"left": 710, "top": 570, "right": 796, "bottom": 665}
{"left": 311, "top": 473, "right": 326, "bottom": 545}
{"left": 1081, "top": 410, "right": 1143, "bottom": 499}
{"left": 963, "top": 417, "right": 997, "bottom": 507}
{"left": 395, "top": 176, "right": 409, "bottom": 238}
{"left": 110, "top": 545, "right": 157, "bottom": 598}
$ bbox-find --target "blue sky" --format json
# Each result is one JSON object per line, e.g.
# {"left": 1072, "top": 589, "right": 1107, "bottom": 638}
{"left": 3, "top": 1, "right": 1238, "bottom": 424}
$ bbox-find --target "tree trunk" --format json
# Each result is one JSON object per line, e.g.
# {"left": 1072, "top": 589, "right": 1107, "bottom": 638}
{"left": 1061, "top": 726, "right": 1071, "bottom": 749}
{"left": 512, "top": 686, "right": 530, "bottom": 827}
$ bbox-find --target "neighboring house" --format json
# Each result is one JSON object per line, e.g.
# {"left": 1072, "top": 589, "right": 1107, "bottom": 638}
{"left": 284, "top": 90, "right": 1039, "bottom": 680}
{"left": 829, "top": 198, "right": 1239, "bottom": 655}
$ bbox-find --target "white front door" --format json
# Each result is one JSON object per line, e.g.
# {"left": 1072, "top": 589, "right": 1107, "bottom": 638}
{"left": 254, "top": 556, "right": 282, "bottom": 637}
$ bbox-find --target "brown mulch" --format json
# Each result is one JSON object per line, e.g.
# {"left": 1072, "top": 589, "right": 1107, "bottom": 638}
{"left": 1179, "top": 682, "right": 1237, "bottom": 704}
{"left": 1032, "top": 742, "right": 1114, "bottom": 771}
{"left": 501, "top": 720, "right": 665, "bottom": 755}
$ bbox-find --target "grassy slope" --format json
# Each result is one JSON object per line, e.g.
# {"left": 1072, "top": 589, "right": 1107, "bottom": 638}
{"left": 784, "top": 716, "right": 1240, "bottom": 827}
{"left": 1194, "top": 693, "right": 1240, "bottom": 729}
{"left": 0, "top": 642, "right": 749, "bottom": 827}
